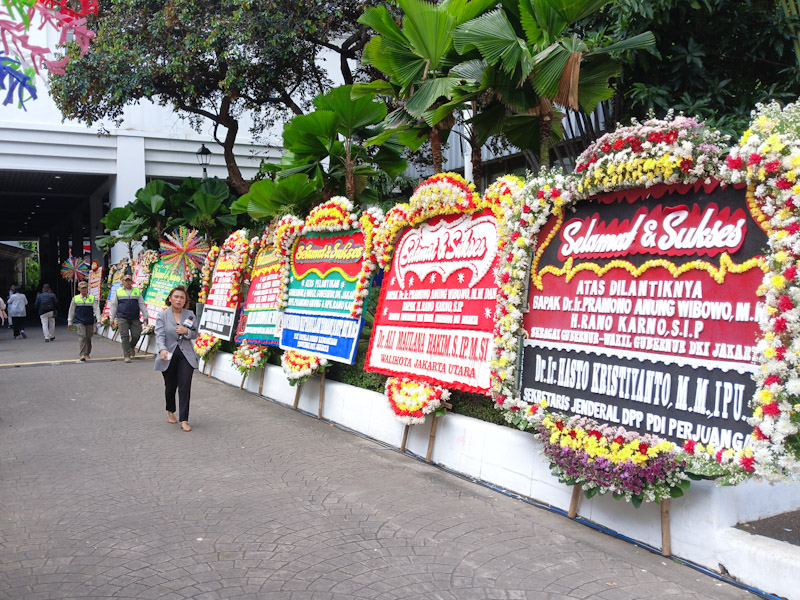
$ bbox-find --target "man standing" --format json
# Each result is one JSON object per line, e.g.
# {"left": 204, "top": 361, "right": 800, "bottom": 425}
{"left": 109, "top": 272, "right": 148, "bottom": 363}
{"left": 35, "top": 283, "right": 58, "bottom": 342}
{"left": 68, "top": 281, "right": 100, "bottom": 362}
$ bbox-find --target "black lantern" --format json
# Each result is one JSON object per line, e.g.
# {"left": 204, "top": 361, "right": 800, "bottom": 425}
{"left": 195, "top": 143, "right": 212, "bottom": 179}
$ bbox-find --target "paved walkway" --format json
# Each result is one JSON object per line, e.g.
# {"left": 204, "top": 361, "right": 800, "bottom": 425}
{"left": 0, "top": 325, "right": 755, "bottom": 599}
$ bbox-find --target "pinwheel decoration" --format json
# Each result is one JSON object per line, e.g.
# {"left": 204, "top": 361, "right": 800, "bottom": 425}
{"left": 160, "top": 226, "right": 210, "bottom": 279}
{"left": 60, "top": 255, "right": 90, "bottom": 295}
{"left": 60, "top": 255, "right": 89, "bottom": 283}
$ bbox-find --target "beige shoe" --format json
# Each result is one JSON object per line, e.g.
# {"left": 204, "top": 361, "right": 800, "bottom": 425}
{"left": 180, "top": 421, "right": 192, "bottom": 432}
{"left": 124, "top": 357, "right": 131, "bottom": 363}
{"left": 167, "top": 412, "right": 178, "bottom": 424}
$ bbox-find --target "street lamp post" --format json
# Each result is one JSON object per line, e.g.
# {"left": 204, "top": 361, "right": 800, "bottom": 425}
{"left": 195, "top": 143, "right": 212, "bottom": 179}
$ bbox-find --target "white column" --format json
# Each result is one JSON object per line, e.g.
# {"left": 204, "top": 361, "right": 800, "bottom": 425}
{"left": 109, "top": 135, "right": 146, "bottom": 263}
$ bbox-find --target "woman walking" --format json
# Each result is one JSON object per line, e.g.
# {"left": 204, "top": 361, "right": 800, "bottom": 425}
{"left": 8, "top": 287, "right": 28, "bottom": 339}
{"left": 154, "top": 286, "right": 198, "bottom": 431}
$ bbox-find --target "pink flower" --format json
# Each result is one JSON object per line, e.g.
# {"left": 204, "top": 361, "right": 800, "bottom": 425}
{"left": 683, "top": 440, "right": 696, "bottom": 454}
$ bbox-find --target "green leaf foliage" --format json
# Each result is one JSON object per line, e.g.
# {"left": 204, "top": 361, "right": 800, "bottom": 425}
{"left": 585, "top": 0, "right": 800, "bottom": 136}
{"left": 49, "top": 1, "right": 373, "bottom": 194}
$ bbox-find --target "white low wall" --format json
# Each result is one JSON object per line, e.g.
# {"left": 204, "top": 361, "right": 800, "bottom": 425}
{"left": 109, "top": 331, "right": 800, "bottom": 600}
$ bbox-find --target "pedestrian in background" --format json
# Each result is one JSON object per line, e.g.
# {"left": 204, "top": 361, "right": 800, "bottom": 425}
{"left": 154, "top": 286, "right": 198, "bottom": 432}
{"left": 8, "top": 286, "right": 28, "bottom": 339}
{"left": 0, "top": 295, "right": 6, "bottom": 327}
{"left": 35, "top": 283, "right": 58, "bottom": 342}
{"left": 7, "top": 283, "right": 14, "bottom": 329}
{"left": 109, "top": 272, "right": 148, "bottom": 363}
{"left": 67, "top": 281, "right": 100, "bottom": 362}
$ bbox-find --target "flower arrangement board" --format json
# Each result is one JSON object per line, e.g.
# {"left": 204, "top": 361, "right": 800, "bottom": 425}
{"left": 132, "top": 257, "right": 150, "bottom": 289}
{"left": 197, "top": 230, "right": 249, "bottom": 341}
{"left": 235, "top": 244, "right": 282, "bottom": 346}
{"left": 88, "top": 260, "right": 103, "bottom": 299}
{"left": 142, "top": 260, "right": 186, "bottom": 326}
{"left": 366, "top": 209, "right": 499, "bottom": 394}
{"left": 521, "top": 182, "right": 769, "bottom": 451}
{"left": 278, "top": 230, "right": 368, "bottom": 364}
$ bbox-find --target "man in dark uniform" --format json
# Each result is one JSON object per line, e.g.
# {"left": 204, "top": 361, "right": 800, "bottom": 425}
{"left": 67, "top": 281, "right": 101, "bottom": 362}
{"left": 109, "top": 272, "right": 149, "bottom": 363}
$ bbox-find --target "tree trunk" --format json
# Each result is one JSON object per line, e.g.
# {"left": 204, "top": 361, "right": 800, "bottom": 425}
{"left": 469, "top": 102, "right": 483, "bottom": 192}
{"left": 431, "top": 126, "right": 443, "bottom": 174}
{"left": 217, "top": 97, "right": 250, "bottom": 195}
{"left": 539, "top": 112, "right": 553, "bottom": 169}
{"left": 345, "top": 139, "right": 355, "bottom": 201}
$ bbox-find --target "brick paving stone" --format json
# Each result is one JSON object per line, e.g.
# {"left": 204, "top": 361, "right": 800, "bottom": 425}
{"left": 0, "top": 335, "right": 758, "bottom": 599}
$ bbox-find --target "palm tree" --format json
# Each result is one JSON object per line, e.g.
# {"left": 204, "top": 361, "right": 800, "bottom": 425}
{"left": 452, "top": 0, "right": 655, "bottom": 167}
{"left": 357, "top": 0, "right": 496, "bottom": 175}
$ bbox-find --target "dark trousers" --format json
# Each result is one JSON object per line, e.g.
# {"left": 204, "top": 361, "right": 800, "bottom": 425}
{"left": 162, "top": 347, "right": 194, "bottom": 422}
{"left": 12, "top": 316, "right": 25, "bottom": 337}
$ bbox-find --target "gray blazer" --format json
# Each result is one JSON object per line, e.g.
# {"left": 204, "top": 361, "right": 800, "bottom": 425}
{"left": 154, "top": 308, "right": 199, "bottom": 372}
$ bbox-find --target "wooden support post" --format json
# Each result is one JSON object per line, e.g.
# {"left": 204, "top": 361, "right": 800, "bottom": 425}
{"left": 425, "top": 414, "right": 439, "bottom": 463}
{"left": 568, "top": 485, "right": 581, "bottom": 519}
{"left": 206, "top": 353, "right": 217, "bottom": 377}
{"left": 318, "top": 370, "right": 326, "bottom": 419}
{"left": 111, "top": 330, "right": 118, "bottom": 342}
{"left": 661, "top": 498, "right": 671, "bottom": 557}
{"left": 423, "top": 402, "right": 450, "bottom": 462}
{"left": 258, "top": 368, "right": 266, "bottom": 396}
{"left": 239, "top": 373, "right": 247, "bottom": 390}
{"left": 292, "top": 382, "right": 303, "bottom": 410}
{"left": 400, "top": 425, "right": 410, "bottom": 453}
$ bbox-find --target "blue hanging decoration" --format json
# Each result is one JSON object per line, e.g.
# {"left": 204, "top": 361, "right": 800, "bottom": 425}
{"left": 0, "top": 52, "right": 37, "bottom": 110}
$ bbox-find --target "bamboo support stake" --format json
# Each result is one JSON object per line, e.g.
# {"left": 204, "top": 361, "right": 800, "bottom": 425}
{"left": 661, "top": 498, "right": 671, "bottom": 557}
{"left": 424, "top": 402, "right": 451, "bottom": 462}
{"left": 239, "top": 373, "right": 246, "bottom": 390}
{"left": 318, "top": 370, "right": 326, "bottom": 419}
{"left": 568, "top": 485, "right": 581, "bottom": 519}
{"left": 206, "top": 353, "right": 217, "bottom": 377}
{"left": 425, "top": 414, "right": 439, "bottom": 462}
{"left": 292, "top": 382, "right": 303, "bottom": 410}
{"left": 400, "top": 425, "right": 410, "bottom": 453}
{"left": 111, "top": 330, "right": 119, "bottom": 342}
{"left": 258, "top": 368, "right": 266, "bottom": 396}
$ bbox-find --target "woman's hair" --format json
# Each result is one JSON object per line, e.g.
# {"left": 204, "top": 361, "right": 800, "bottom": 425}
{"left": 165, "top": 285, "right": 189, "bottom": 307}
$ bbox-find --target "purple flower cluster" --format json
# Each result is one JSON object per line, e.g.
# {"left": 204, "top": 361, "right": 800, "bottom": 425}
{"left": 541, "top": 438, "right": 687, "bottom": 502}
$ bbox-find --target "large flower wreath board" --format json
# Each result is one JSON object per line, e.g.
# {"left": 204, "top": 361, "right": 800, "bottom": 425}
{"left": 197, "top": 229, "right": 250, "bottom": 342}
{"left": 275, "top": 197, "right": 383, "bottom": 365}
{"left": 490, "top": 108, "right": 800, "bottom": 503}
{"left": 364, "top": 173, "right": 524, "bottom": 424}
